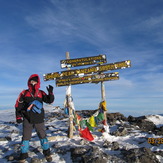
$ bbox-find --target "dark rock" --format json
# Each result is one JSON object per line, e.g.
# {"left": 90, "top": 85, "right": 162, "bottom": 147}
{"left": 11, "top": 130, "right": 19, "bottom": 134}
{"left": 128, "top": 115, "right": 156, "bottom": 132}
{"left": 71, "top": 146, "right": 91, "bottom": 163}
{"left": 122, "top": 147, "right": 159, "bottom": 163}
{"left": 154, "top": 126, "right": 163, "bottom": 135}
{"left": 103, "top": 140, "right": 111, "bottom": 148}
{"left": 0, "top": 137, "right": 7, "bottom": 141}
{"left": 82, "top": 146, "right": 109, "bottom": 163}
{"left": 107, "top": 112, "right": 127, "bottom": 125}
{"left": 127, "top": 115, "right": 136, "bottom": 122}
{"left": 71, "top": 146, "right": 109, "bottom": 163}
{"left": 7, "top": 155, "right": 14, "bottom": 161}
{"left": 55, "top": 145, "right": 71, "bottom": 155}
{"left": 154, "top": 151, "right": 163, "bottom": 157}
{"left": 136, "top": 119, "right": 156, "bottom": 132}
{"left": 112, "top": 127, "right": 128, "bottom": 136}
{"left": 80, "top": 139, "right": 89, "bottom": 145}
{"left": 32, "top": 148, "right": 40, "bottom": 154}
{"left": 127, "top": 115, "right": 144, "bottom": 124}
{"left": 76, "top": 110, "right": 97, "bottom": 118}
{"left": 5, "top": 136, "right": 12, "bottom": 141}
{"left": 4, "top": 153, "right": 18, "bottom": 162}
{"left": 30, "top": 158, "right": 41, "bottom": 163}
{"left": 111, "top": 142, "right": 119, "bottom": 150}
{"left": 12, "top": 143, "right": 20, "bottom": 152}
{"left": 0, "top": 136, "right": 12, "bottom": 141}
{"left": 71, "top": 147, "right": 88, "bottom": 156}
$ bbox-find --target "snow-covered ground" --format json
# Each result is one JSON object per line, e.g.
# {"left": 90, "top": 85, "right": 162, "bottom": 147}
{"left": 0, "top": 106, "right": 163, "bottom": 163}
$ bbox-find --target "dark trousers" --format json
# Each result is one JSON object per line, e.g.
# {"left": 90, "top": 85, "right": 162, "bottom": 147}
{"left": 22, "top": 118, "right": 46, "bottom": 140}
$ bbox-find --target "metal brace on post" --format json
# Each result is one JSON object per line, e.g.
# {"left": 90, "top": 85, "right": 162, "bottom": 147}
{"left": 66, "top": 52, "right": 74, "bottom": 138}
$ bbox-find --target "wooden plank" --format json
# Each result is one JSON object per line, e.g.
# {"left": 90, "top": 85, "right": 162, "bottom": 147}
{"left": 60, "top": 54, "right": 107, "bottom": 68}
{"left": 56, "top": 72, "right": 119, "bottom": 87}
{"left": 43, "top": 72, "right": 60, "bottom": 81}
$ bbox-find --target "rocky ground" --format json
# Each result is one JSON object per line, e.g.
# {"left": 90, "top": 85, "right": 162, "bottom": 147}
{"left": 0, "top": 108, "right": 163, "bottom": 163}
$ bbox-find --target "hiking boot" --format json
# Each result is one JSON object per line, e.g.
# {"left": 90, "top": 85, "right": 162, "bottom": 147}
{"left": 45, "top": 155, "right": 52, "bottom": 162}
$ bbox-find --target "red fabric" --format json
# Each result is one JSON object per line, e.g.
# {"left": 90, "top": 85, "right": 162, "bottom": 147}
{"left": 28, "top": 74, "right": 40, "bottom": 96}
{"left": 76, "top": 114, "right": 82, "bottom": 120}
{"left": 16, "top": 116, "right": 22, "bottom": 120}
{"left": 15, "top": 90, "right": 26, "bottom": 108}
{"left": 79, "top": 127, "right": 94, "bottom": 141}
{"left": 102, "top": 120, "right": 107, "bottom": 125}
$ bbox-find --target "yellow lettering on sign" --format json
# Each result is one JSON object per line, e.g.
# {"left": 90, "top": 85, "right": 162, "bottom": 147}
{"left": 60, "top": 55, "right": 107, "bottom": 68}
{"left": 45, "top": 60, "right": 131, "bottom": 81}
{"left": 44, "top": 72, "right": 60, "bottom": 81}
{"left": 56, "top": 74, "right": 119, "bottom": 86}
{"left": 62, "top": 55, "right": 104, "bottom": 64}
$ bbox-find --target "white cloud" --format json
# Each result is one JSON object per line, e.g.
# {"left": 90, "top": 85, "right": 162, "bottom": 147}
{"left": 25, "top": 1, "right": 120, "bottom": 48}
{"left": 144, "top": 14, "right": 163, "bottom": 28}
{"left": 132, "top": 14, "right": 163, "bottom": 44}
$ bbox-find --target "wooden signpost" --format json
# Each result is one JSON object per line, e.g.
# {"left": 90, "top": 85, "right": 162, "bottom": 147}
{"left": 43, "top": 52, "right": 131, "bottom": 138}
{"left": 65, "top": 52, "right": 74, "bottom": 139}
{"left": 60, "top": 54, "right": 107, "bottom": 68}
{"left": 56, "top": 72, "right": 119, "bottom": 86}
{"left": 43, "top": 60, "right": 131, "bottom": 81}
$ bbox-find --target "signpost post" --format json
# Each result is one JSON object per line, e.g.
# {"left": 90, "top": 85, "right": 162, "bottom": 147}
{"left": 65, "top": 52, "right": 74, "bottom": 139}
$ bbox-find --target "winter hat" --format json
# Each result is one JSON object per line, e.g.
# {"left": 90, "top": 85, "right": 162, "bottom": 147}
{"left": 30, "top": 76, "right": 38, "bottom": 82}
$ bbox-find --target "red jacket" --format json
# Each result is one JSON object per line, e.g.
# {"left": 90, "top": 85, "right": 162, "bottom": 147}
{"left": 15, "top": 74, "right": 54, "bottom": 124}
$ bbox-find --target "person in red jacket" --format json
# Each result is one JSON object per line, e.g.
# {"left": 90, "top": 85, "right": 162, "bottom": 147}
{"left": 15, "top": 74, "right": 54, "bottom": 163}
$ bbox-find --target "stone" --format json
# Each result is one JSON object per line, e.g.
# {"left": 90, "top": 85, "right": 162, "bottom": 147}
{"left": 127, "top": 115, "right": 156, "bottom": 132}
{"left": 154, "top": 126, "right": 163, "bottom": 135}
{"left": 122, "top": 147, "right": 159, "bottom": 163}
{"left": 71, "top": 146, "right": 88, "bottom": 156}
{"left": 83, "top": 146, "right": 109, "bottom": 163}
{"left": 107, "top": 112, "right": 127, "bottom": 125}
{"left": 7, "top": 156, "right": 14, "bottom": 161}
{"left": 111, "top": 142, "right": 119, "bottom": 150}
{"left": 30, "top": 157, "right": 42, "bottom": 163}
{"left": 112, "top": 127, "right": 128, "bottom": 136}
{"left": 136, "top": 119, "right": 156, "bottom": 132}
{"left": 103, "top": 140, "right": 111, "bottom": 148}
{"left": 0, "top": 136, "right": 12, "bottom": 141}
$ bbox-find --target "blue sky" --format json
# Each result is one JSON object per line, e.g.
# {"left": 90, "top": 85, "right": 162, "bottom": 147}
{"left": 0, "top": 0, "right": 163, "bottom": 116}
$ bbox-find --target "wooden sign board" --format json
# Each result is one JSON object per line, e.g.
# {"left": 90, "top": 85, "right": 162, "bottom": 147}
{"left": 43, "top": 72, "right": 60, "bottom": 81}
{"left": 60, "top": 54, "right": 107, "bottom": 68}
{"left": 43, "top": 60, "right": 131, "bottom": 81}
{"left": 56, "top": 72, "right": 119, "bottom": 87}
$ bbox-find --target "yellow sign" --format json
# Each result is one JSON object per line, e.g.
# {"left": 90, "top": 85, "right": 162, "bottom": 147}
{"left": 43, "top": 72, "right": 60, "bottom": 81}
{"left": 43, "top": 60, "right": 131, "bottom": 81}
{"left": 60, "top": 54, "right": 107, "bottom": 68}
{"left": 56, "top": 72, "right": 119, "bottom": 86}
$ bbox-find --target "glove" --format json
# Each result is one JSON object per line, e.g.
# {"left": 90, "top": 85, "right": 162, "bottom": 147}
{"left": 46, "top": 85, "right": 53, "bottom": 94}
{"left": 16, "top": 117, "right": 23, "bottom": 124}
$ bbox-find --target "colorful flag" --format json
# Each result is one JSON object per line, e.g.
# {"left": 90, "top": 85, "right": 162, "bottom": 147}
{"left": 89, "top": 116, "right": 96, "bottom": 127}
{"left": 79, "top": 127, "right": 94, "bottom": 141}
